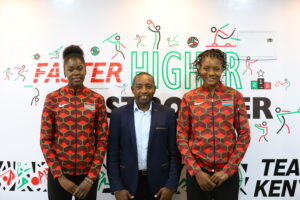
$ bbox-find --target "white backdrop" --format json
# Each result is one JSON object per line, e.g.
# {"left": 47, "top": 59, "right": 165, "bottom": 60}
{"left": 0, "top": 0, "right": 300, "bottom": 199}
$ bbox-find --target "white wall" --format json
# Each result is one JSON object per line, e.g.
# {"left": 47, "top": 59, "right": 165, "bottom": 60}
{"left": 0, "top": 0, "right": 300, "bottom": 199}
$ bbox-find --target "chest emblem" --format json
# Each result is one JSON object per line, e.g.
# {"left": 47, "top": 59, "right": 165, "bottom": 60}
{"left": 84, "top": 103, "right": 95, "bottom": 110}
{"left": 222, "top": 99, "right": 233, "bottom": 106}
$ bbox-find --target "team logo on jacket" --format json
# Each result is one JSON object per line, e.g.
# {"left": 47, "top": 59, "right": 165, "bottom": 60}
{"left": 222, "top": 99, "right": 233, "bottom": 106}
{"left": 194, "top": 101, "right": 205, "bottom": 106}
{"left": 84, "top": 103, "right": 95, "bottom": 110}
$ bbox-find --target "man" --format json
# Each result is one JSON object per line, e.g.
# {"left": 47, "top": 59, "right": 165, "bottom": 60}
{"left": 107, "top": 72, "right": 181, "bottom": 200}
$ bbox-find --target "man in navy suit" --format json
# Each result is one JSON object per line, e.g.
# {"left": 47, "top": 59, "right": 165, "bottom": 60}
{"left": 107, "top": 72, "right": 181, "bottom": 200}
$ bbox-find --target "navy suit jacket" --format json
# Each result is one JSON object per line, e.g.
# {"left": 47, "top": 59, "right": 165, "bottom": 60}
{"left": 107, "top": 101, "right": 181, "bottom": 195}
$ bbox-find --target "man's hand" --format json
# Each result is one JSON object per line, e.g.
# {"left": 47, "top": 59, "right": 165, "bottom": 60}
{"left": 73, "top": 179, "right": 93, "bottom": 199}
{"left": 115, "top": 189, "right": 134, "bottom": 200}
{"left": 57, "top": 175, "right": 78, "bottom": 195}
{"left": 210, "top": 171, "right": 229, "bottom": 187}
{"left": 154, "top": 187, "right": 173, "bottom": 200}
{"left": 195, "top": 170, "right": 216, "bottom": 191}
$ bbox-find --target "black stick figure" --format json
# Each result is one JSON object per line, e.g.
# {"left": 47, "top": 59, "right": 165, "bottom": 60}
{"left": 31, "top": 87, "right": 40, "bottom": 106}
{"left": 148, "top": 25, "right": 161, "bottom": 50}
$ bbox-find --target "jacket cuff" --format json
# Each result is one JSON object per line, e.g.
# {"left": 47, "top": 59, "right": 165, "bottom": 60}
{"left": 221, "top": 166, "right": 234, "bottom": 177}
{"left": 87, "top": 173, "right": 98, "bottom": 182}
{"left": 110, "top": 185, "right": 125, "bottom": 195}
{"left": 187, "top": 166, "right": 201, "bottom": 176}
{"left": 51, "top": 170, "right": 63, "bottom": 179}
{"left": 164, "top": 181, "right": 178, "bottom": 192}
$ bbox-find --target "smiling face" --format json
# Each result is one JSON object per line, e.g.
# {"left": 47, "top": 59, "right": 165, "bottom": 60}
{"left": 198, "top": 56, "right": 223, "bottom": 89}
{"left": 64, "top": 57, "right": 86, "bottom": 88}
{"left": 131, "top": 74, "right": 156, "bottom": 109}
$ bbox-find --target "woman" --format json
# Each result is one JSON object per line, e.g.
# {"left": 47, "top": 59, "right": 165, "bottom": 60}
{"left": 177, "top": 49, "right": 250, "bottom": 200}
{"left": 40, "top": 45, "right": 108, "bottom": 200}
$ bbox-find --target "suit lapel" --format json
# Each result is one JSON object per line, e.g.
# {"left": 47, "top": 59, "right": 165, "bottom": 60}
{"left": 148, "top": 103, "right": 158, "bottom": 148}
{"left": 128, "top": 102, "right": 138, "bottom": 155}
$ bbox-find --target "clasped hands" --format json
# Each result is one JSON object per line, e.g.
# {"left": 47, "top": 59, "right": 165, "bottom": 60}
{"left": 58, "top": 175, "right": 93, "bottom": 199}
{"left": 195, "top": 170, "right": 229, "bottom": 191}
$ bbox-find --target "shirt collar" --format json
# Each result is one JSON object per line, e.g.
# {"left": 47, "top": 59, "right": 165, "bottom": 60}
{"left": 61, "top": 85, "right": 88, "bottom": 95}
{"left": 134, "top": 101, "right": 153, "bottom": 112}
{"left": 198, "top": 81, "right": 225, "bottom": 93}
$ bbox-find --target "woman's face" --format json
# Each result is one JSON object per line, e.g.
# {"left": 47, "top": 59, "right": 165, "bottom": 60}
{"left": 64, "top": 57, "right": 86, "bottom": 88}
{"left": 198, "top": 56, "right": 223, "bottom": 88}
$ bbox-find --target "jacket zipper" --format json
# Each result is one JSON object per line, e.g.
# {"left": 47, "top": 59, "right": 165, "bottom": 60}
{"left": 74, "top": 90, "right": 78, "bottom": 175}
{"left": 210, "top": 93, "right": 216, "bottom": 173}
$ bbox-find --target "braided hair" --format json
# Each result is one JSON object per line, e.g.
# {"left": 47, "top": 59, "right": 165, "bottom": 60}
{"left": 193, "top": 49, "right": 227, "bottom": 80}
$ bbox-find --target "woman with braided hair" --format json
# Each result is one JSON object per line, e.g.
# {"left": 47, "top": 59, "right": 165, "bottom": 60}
{"left": 177, "top": 49, "right": 250, "bottom": 200}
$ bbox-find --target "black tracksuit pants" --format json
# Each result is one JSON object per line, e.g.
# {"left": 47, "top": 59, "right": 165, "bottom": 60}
{"left": 47, "top": 171, "right": 98, "bottom": 200}
{"left": 186, "top": 169, "right": 239, "bottom": 200}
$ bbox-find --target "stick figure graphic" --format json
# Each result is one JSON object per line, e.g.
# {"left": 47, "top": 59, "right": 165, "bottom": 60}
{"left": 49, "top": 46, "right": 64, "bottom": 59}
{"left": 147, "top": 19, "right": 156, "bottom": 28}
{"left": 116, "top": 83, "right": 129, "bottom": 95}
{"left": 17, "top": 162, "right": 30, "bottom": 177}
{"left": 255, "top": 121, "right": 269, "bottom": 142}
{"left": 134, "top": 34, "right": 145, "bottom": 48}
{"left": 147, "top": 20, "right": 161, "bottom": 50}
{"left": 14, "top": 65, "right": 28, "bottom": 81}
{"left": 206, "top": 24, "right": 240, "bottom": 47}
{"left": 167, "top": 34, "right": 179, "bottom": 47}
{"left": 3, "top": 67, "right": 13, "bottom": 80}
{"left": 24, "top": 85, "right": 40, "bottom": 106}
{"left": 50, "top": 50, "right": 60, "bottom": 59}
{"left": 275, "top": 78, "right": 291, "bottom": 91}
{"left": 275, "top": 107, "right": 300, "bottom": 134}
{"left": 31, "top": 87, "right": 40, "bottom": 106}
{"left": 102, "top": 33, "right": 126, "bottom": 59}
{"left": 242, "top": 56, "right": 258, "bottom": 76}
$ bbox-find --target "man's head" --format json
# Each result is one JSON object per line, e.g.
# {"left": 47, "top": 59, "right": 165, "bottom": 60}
{"left": 131, "top": 72, "right": 156, "bottom": 109}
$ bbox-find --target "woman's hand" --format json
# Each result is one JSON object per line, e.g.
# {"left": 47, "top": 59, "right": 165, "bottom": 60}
{"left": 73, "top": 179, "right": 93, "bottom": 199}
{"left": 210, "top": 171, "right": 229, "bottom": 187}
{"left": 195, "top": 170, "right": 216, "bottom": 191}
{"left": 57, "top": 175, "right": 78, "bottom": 194}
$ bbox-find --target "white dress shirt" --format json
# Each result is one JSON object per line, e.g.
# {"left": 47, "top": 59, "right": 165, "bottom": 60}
{"left": 134, "top": 101, "right": 152, "bottom": 170}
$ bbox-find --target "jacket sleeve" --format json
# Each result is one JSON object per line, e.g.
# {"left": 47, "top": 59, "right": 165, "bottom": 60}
{"left": 87, "top": 96, "right": 109, "bottom": 181}
{"left": 40, "top": 94, "right": 63, "bottom": 178}
{"left": 164, "top": 109, "right": 182, "bottom": 191}
{"left": 176, "top": 94, "right": 201, "bottom": 176}
{"left": 107, "top": 109, "right": 126, "bottom": 193}
{"left": 222, "top": 91, "right": 251, "bottom": 176}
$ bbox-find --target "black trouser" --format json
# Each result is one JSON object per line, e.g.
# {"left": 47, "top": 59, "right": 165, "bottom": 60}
{"left": 186, "top": 170, "right": 239, "bottom": 200}
{"left": 134, "top": 170, "right": 156, "bottom": 200}
{"left": 47, "top": 171, "right": 98, "bottom": 200}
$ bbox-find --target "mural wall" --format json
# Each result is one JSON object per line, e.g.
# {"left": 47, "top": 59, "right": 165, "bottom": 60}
{"left": 0, "top": 0, "right": 299, "bottom": 199}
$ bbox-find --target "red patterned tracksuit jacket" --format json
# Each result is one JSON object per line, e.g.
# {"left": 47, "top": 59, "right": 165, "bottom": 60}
{"left": 40, "top": 85, "right": 108, "bottom": 181}
{"left": 177, "top": 82, "right": 250, "bottom": 177}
